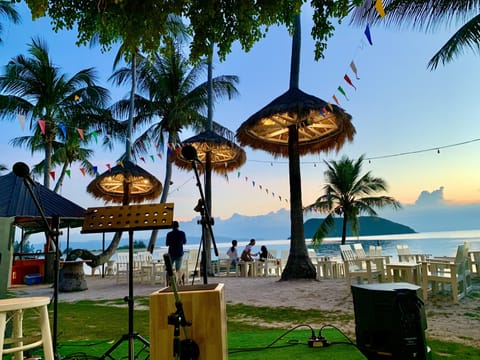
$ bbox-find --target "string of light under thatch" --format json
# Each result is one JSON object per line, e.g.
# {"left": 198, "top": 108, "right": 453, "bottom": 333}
{"left": 86, "top": 160, "right": 162, "bottom": 204}
{"left": 174, "top": 130, "right": 246, "bottom": 174}
{"left": 236, "top": 87, "right": 355, "bottom": 157}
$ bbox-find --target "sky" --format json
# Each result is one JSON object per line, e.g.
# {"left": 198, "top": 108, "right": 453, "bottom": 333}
{"left": 1, "top": 3, "right": 480, "bottom": 225}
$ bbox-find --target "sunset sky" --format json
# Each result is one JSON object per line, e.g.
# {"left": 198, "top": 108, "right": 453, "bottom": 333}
{"left": 1, "top": 4, "right": 479, "bottom": 223}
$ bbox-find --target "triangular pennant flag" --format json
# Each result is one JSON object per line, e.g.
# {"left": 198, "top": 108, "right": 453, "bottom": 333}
{"left": 279, "top": 196, "right": 282, "bottom": 201}
{"left": 77, "top": 128, "right": 85, "bottom": 141}
{"left": 344, "top": 74, "right": 357, "bottom": 90}
{"left": 59, "top": 123, "right": 67, "bottom": 138}
{"left": 65, "top": 169, "right": 71, "bottom": 178}
{"left": 80, "top": 167, "right": 86, "bottom": 176}
{"left": 150, "top": 155, "right": 155, "bottom": 162}
{"left": 106, "top": 163, "right": 111, "bottom": 171}
{"left": 266, "top": 189, "right": 269, "bottom": 194}
{"left": 49, "top": 171, "right": 55, "bottom": 181}
{"left": 350, "top": 61, "right": 360, "bottom": 80}
{"left": 93, "top": 166, "right": 98, "bottom": 175}
{"left": 237, "top": 172, "right": 241, "bottom": 178}
{"left": 327, "top": 103, "right": 334, "bottom": 112}
{"left": 74, "top": 94, "right": 80, "bottom": 101}
{"left": 157, "top": 153, "right": 162, "bottom": 159}
{"left": 118, "top": 161, "right": 124, "bottom": 167}
{"left": 140, "top": 157, "right": 145, "bottom": 163}
{"left": 337, "top": 86, "right": 349, "bottom": 100}
{"left": 252, "top": 181, "right": 255, "bottom": 187}
{"left": 245, "top": 176, "right": 248, "bottom": 182}
{"left": 38, "top": 119, "right": 46, "bottom": 135}
{"left": 375, "top": 0, "right": 386, "bottom": 18}
{"left": 17, "top": 114, "right": 25, "bottom": 130}
{"left": 167, "top": 147, "right": 173, "bottom": 156}
{"left": 364, "top": 24, "right": 373, "bottom": 45}
{"left": 259, "top": 185, "right": 262, "bottom": 190}
{"left": 91, "top": 131, "right": 98, "bottom": 143}
{"left": 332, "top": 95, "right": 340, "bottom": 106}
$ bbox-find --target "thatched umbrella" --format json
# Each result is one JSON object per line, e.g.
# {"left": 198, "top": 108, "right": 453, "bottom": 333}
{"left": 236, "top": 13, "right": 355, "bottom": 280}
{"left": 86, "top": 160, "right": 162, "bottom": 205}
{"left": 173, "top": 129, "right": 246, "bottom": 174}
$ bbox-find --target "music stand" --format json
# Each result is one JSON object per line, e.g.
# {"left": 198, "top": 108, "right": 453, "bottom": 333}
{"left": 81, "top": 203, "right": 174, "bottom": 360}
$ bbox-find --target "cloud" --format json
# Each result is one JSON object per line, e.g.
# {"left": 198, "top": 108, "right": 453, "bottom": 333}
{"left": 414, "top": 186, "right": 446, "bottom": 207}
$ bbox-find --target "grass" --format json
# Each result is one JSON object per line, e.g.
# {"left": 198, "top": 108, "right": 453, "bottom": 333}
{"left": 17, "top": 297, "right": 480, "bottom": 359}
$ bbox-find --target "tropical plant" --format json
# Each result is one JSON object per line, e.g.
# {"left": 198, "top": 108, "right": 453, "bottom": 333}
{"left": 109, "top": 39, "right": 239, "bottom": 251}
{"left": 0, "top": 37, "right": 111, "bottom": 189}
{"left": 0, "top": 1, "right": 20, "bottom": 44}
{"left": 304, "top": 155, "right": 401, "bottom": 245}
{"left": 24, "top": 1, "right": 363, "bottom": 62}
{"left": 350, "top": 1, "right": 480, "bottom": 70}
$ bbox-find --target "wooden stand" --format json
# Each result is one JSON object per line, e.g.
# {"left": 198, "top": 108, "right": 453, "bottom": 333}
{"left": 149, "top": 283, "right": 227, "bottom": 360}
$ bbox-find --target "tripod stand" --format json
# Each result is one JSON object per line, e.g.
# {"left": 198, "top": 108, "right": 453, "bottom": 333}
{"left": 82, "top": 203, "right": 174, "bottom": 360}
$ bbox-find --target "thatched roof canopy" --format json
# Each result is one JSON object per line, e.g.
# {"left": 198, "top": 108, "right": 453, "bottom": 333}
{"left": 236, "top": 87, "right": 355, "bottom": 157}
{"left": 86, "top": 160, "right": 162, "bottom": 204}
{"left": 174, "top": 130, "right": 246, "bottom": 174}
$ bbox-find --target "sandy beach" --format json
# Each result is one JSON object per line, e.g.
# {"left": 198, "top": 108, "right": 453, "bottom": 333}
{"left": 10, "top": 274, "right": 480, "bottom": 348}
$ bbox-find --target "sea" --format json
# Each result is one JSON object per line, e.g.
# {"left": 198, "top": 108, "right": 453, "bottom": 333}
{"left": 99, "top": 229, "right": 480, "bottom": 262}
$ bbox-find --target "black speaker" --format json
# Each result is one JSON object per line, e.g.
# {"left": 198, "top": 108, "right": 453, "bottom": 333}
{"left": 351, "top": 282, "right": 430, "bottom": 360}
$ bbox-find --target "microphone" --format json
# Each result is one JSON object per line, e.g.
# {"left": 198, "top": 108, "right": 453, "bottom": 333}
{"left": 181, "top": 144, "right": 199, "bottom": 162}
{"left": 163, "top": 253, "right": 174, "bottom": 277}
{"left": 13, "top": 162, "right": 36, "bottom": 186}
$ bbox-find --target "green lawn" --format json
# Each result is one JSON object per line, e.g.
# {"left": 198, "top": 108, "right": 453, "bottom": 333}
{"left": 16, "top": 298, "right": 479, "bottom": 359}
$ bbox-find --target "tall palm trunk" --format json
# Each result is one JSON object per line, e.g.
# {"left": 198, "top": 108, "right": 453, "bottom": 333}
{"left": 281, "top": 14, "right": 316, "bottom": 280}
{"left": 147, "top": 132, "right": 175, "bottom": 253}
{"left": 53, "top": 162, "right": 69, "bottom": 193}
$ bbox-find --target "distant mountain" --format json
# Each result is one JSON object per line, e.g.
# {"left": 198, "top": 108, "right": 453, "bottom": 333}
{"left": 304, "top": 216, "right": 416, "bottom": 238}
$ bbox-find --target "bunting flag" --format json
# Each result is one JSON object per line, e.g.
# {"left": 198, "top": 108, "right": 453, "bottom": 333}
{"left": 252, "top": 181, "right": 255, "bottom": 187}
{"left": 344, "top": 74, "right": 357, "bottom": 90}
{"left": 150, "top": 155, "right": 155, "bottom": 162}
{"left": 118, "top": 161, "right": 124, "bottom": 167}
{"left": 59, "top": 123, "right": 67, "bottom": 138}
{"left": 350, "top": 61, "right": 360, "bottom": 79}
{"left": 49, "top": 171, "right": 55, "bottom": 181}
{"left": 77, "top": 128, "right": 85, "bottom": 141}
{"left": 167, "top": 147, "right": 173, "bottom": 156}
{"left": 364, "top": 24, "right": 373, "bottom": 45}
{"left": 80, "top": 167, "right": 86, "bottom": 176}
{"left": 74, "top": 94, "right": 80, "bottom": 101}
{"left": 332, "top": 95, "right": 340, "bottom": 106}
{"left": 38, "top": 119, "right": 46, "bottom": 135}
{"left": 93, "top": 166, "right": 98, "bottom": 175}
{"left": 157, "top": 153, "right": 162, "bottom": 159}
{"left": 337, "top": 86, "right": 349, "bottom": 100}
{"left": 375, "top": 0, "right": 386, "bottom": 18}
{"left": 245, "top": 176, "right": 248, "bottom": 182}
{"left": 237, "top": 172, "right": 241, "bottom": 178}
{"left": 327, "top": 103, "right": 334, "bottom": 112}
{"left": 106, "top": 163, "right": 111, "bottom": 171}
{"left": 140, "top": 157, "right": 145, "bottom": 163}
{"left": 91, "top": 131, "right": 98, "bottom": 143}
{"left": 65, "top": 169, "right": 71, "bottom": 178}
{"left": 17, "top": 114, "right": 26, "bottom": 130}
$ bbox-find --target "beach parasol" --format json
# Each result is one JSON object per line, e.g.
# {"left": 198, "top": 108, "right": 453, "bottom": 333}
{"left": 86, "top": 160, "right": 162, "bottom": 205}
{"left": 173, "top": 129, "right": 246, "bottom": 174}
{"left": 236, "top": 13, "right": 355, "bottom": 280}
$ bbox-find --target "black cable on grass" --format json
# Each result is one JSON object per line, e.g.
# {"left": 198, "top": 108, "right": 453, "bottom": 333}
{"left": 228, "top": 324, "right": 315, "bottom": 354}
{"left": 318, "top": 323, "right": 358, "bottom": 348}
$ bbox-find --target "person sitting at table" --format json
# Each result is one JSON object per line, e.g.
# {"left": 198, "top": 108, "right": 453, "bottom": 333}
{"left": 241, "top": 239, "right": 256, "bottom": 262}
{"left": 227, "top": 240, "right": 239, "bottom": 266}
{"left": 258, "top": 245, "right": 268, "bottom": 262}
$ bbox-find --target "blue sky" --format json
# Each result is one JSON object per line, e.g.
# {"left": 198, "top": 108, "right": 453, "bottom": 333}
{"left": 1, "top": 3, "right": 480, "bottom": 225}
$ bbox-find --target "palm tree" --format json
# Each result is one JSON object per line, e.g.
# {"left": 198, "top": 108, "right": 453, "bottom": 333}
{"left": 0, "top": 1, "right": 20, "bottom": 44}
{"left": 350, "top": 1, "right": 480, "bottom": 69}
{"left": 304, "top": 155, "right": 401, "bottom": 245}
{"left": 0, "top": 37, "right": 111, "bottom": 189}
{"left": 110, "top": 39, "right": 239, "bottom": 252}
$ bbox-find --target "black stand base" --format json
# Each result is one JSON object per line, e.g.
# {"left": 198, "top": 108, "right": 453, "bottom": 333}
{"left": 99, "top": 332, "right": 150, "bottom": 359}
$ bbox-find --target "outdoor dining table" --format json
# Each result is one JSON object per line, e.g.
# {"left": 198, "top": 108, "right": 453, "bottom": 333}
{"left": 385, "top": 262, "right": 422, "bottom": 285}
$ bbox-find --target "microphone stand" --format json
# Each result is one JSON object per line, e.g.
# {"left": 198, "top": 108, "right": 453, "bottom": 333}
{"left": 189, "top": 159, "right": 218, "bottom": 284}
{"left": 21, "top": 178, "right": 61, "bottom": 359}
